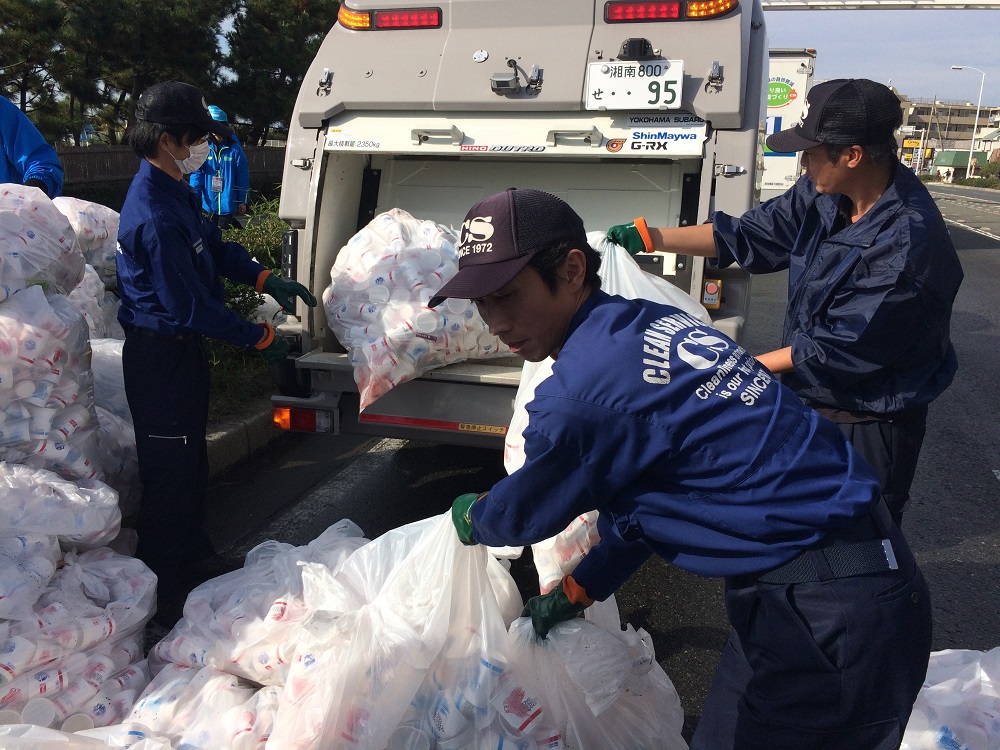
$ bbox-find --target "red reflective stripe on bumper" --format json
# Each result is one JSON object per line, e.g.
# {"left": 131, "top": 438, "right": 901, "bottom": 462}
{"left": 358, "top": 413, "right": 506, "bottom": 435}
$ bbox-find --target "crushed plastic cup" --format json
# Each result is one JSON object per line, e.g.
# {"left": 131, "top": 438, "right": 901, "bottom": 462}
{"left": 436, "top": 725, "right": 476, "bottom": 750}
{"left": 52, "top": 676, "right": 100, "bottom": 719}
{"left": 469, "top": 653, "right": 507, "bottom": 706}
{"left": 27, "top": 405, "right": 58, "bottom": 439}
{"left": 0, "top": 416, "right": 30, "bottom": 446}
{"left": 368, "top": 285, "right": 391, "bottom": 304}
{"left": 0, "top": 365, "right": 14, "bottom": 390}
{"left": 61, "top": 712, "right": 95, "bottom": 732}
{"left": 388, "top": 724, "right": 432, "bottom": 750}
{"left": 426, "top": 691, "right": 471, "bottom": 740}
{"left": 0, "top": 635, "right": 38, "bottom": 682}
{"left": 477, "top": 727, "right": 533, "bottom": 750}
{"left": 20, "top": 696, "right": 56, "bottom": 727}
{"left": 492, "top": 680, "right": 544, "bottom": 736}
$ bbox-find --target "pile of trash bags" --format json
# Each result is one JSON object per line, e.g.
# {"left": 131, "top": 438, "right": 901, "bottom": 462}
{"left": 0, "top": 513, "right": 688, "bottom": 749}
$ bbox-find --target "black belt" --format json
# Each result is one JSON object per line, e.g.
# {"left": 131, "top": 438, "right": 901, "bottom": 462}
{"left": 754, "top": 499, "right": 898, "bottom": 585}
{"left": 131, "top": 326, "right": 200, "bottom": 341}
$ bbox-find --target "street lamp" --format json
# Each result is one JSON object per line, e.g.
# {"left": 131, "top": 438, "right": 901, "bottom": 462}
{"left": 951, "top": 65, "right": 985, "bottom": 178}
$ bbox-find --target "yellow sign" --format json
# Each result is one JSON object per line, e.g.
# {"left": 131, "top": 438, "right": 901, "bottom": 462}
{"left": 903, "top": 139, "right": 922, "bottom": 148}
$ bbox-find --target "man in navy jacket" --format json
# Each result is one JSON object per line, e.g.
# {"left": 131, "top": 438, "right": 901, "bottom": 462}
{"left": 0, "top": 97, "right": 63, "bottom": 198}
{"left": 437, "top": 187, "right": 931, "bottom": 750}
{"left": 117, "top": 81, "right": 316, "bottom": 627}
{"left": 608, "top": 79, "right": 963, "bottom": 527}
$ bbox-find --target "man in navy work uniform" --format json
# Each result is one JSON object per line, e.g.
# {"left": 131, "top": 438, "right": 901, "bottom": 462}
{"left": 117, "top": 80, "right": 317, "bottom": 627}
{"left": 189, "top": 105, "right": 250, "bottom": 229}
{"left": 0, "top": 96, "right": 63, "bottom": 198}
{"left": 438, "top": 188, "right": 931, "bottom": 749}
{"left": 608, "top": 79, "right": 963, "bottom": 527}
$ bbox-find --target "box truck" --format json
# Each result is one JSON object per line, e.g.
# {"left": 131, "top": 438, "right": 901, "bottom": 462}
{"left": 273, "top": 0, "right": 768, "bottom": 448}
{"left": 761, "top": 48, "right": 816, "bottom": 202}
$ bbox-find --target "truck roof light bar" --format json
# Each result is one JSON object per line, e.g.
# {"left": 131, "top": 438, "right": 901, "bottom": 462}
{"left": 337, "top": 4, "right": 442, "bottom": 30}
{"left": 606, "top": 2, "right": 683, "bottom": 20}
{"left": 604, "top": 0, "right": 738, "bottom": 20}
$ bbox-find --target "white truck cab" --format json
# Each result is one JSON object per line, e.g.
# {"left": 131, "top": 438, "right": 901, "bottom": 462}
{"left": 274, "top": 0, "right": 768, "bottom": 447}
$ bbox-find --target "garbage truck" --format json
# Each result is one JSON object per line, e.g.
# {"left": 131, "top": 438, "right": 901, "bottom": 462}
{"left": 273, "top": 0, "right": 769, "bottom": 448}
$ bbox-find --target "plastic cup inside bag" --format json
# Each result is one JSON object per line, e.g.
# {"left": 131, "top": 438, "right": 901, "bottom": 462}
{"left": 388, "top": 724, "right": 432, "bottom": 750}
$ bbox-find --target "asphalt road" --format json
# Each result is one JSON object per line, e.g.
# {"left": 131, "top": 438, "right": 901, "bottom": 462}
{"left": 204, "top": 196, "right": 1000, "bottom": 741}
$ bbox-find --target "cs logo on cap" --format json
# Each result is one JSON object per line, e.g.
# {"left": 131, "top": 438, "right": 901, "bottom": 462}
{"left": 459, "top": 216, "right": 495, "bottom": 256}
{"left": 799, "top": 98, "right": 810, "bottom": 125}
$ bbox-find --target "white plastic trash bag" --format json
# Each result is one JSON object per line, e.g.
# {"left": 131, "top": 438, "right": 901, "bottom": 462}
{"left": 0, "top": 462, "right": 120, "bottom": 549}
{"left": 0, "top": 185, "right": 86, "bottom": 301}
{"left": 89, "top": 339, "right": 128, "bottom": 424}
{"left": 66, "top": 266, "right": 122, "bottom": 341}
{"left": 149, "top": 519, "right": 369, "bottom": 687}
{"left": 323, "top": 208, "right": 509, "bottom": 410}
{"left": 267, "top": 514, "right": 537, "bottom": 750}
{"left": 508, "top": 616, "right": 687, "bottom": 750}
{"left": 51, "top": 197, "right": 119, "bottom": 289}
{"left": 901, "top": 647, "right": 1000, "bottom": 750}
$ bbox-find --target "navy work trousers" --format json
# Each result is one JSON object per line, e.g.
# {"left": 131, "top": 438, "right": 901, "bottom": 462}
{"left": 123, "top": 330, "right": 215, "bottom": 607}
{"left": 690, "top": 520, "right": 932, "bottom": 749}
{"left": 836, "top": 405, "right": 928, "bottom": 526}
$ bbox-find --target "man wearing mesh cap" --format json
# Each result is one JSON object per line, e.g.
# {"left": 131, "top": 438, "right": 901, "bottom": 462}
{"left": 441, "top": 187, "right": 931, "bottom": 749}
{"left": 608, "top": 78, "right": 963, "bottom": 528}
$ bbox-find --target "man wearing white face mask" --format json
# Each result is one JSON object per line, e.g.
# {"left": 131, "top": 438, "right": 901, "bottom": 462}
{"left": 117, "top": 80, "right": 317, "bottom": 628}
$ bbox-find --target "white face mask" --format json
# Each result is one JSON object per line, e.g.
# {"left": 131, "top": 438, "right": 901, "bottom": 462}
{"left": 168, "top": 138, "right": 210, "bottom": 174}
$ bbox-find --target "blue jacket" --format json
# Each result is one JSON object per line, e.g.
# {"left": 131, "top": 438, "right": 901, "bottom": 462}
{"left": 470, "top": 292, "right": 882, "bottom": 600}
{"left": 189, "top": 135, "right": 250, "bottom": 217}
{"left": 117, "top": 160, "right": 266, "bottom": 347}
{"left": 0, "top": 97, "right": 63, "bottom": 198}
{"left": 712, "top": 163, "right": 962, "bottom": 414}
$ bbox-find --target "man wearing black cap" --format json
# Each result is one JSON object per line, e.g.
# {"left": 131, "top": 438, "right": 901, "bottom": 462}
{"left": 117, "top": 80, "right": 317, "bottom": 627}
{"left": 608, "top": 78, "right": 963, "bottom": 527}
{"left": 440, "top": 186, "right": 931, "bottom": 750}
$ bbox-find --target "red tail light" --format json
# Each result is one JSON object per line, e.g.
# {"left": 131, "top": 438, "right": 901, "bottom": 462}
{"left": 374, "top": 8, "right": 441, "bottom": 28}
{"left": 606, "top": 2, "right": 683, "bottom": 20}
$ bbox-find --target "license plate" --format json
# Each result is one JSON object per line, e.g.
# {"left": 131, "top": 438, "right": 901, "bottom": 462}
{"left": 585, "top": 60, "right": 683, "bottom": 111}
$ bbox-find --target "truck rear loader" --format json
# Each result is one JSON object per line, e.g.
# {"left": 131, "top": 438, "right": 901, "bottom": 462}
{"left": 273, "top": 0, "right": 768, "bottom": 448}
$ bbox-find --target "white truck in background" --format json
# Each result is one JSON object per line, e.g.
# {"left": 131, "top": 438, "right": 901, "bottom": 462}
{"left": 272, "top": 0, "right": 768, "bottom": 448}
{"left": 761, "top": 48, "right": 816, "bottom": 202}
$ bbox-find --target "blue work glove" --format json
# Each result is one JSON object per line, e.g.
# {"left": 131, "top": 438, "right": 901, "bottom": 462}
{"left": 255, "top": 323, "right": 289, "bottom": 364}
{"left": 607, "top": 217, "right": 654, "bottom": 255}
{"left": 522, "top": 575, "right": 594, "bottom": 638}
{"left": 452, "top": 492, "right": 486, "bottom": 545}
{"left": 262, "top": 272, "right": 317, "bottom": 313}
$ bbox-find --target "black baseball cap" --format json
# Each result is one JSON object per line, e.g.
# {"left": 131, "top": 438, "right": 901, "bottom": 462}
{"left": 428, "top": 188, "right": 588, "bottom": 308}
{"left": 765, "top": 78, "right": 902, "bottom": 153}
{"left": 135, "top": 81, "right": 234, "bottom": 139}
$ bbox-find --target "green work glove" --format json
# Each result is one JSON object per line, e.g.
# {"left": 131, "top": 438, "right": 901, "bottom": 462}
{"left": 256, "top": 324, "right": 289, "bottom": 364}
{"left": 263, "top": 273, "right": 318, "bottom": 313}
{"left": 607, "top": 217, "right": 653, "bottom": 255}
{"left": 452, "top": 492, "right": 484, "bottom": 545}
{"left": 522, "top": 576, "right": 593, "bottom": 639}
{"left": 260, "top": 335, "right": 289, "bottom": 364}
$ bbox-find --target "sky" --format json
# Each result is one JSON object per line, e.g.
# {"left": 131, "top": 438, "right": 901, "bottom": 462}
{"left": 764, "top": 9, "right": 1000, "bottom": 109}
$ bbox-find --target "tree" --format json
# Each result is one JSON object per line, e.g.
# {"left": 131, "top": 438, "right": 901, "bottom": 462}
{"left": 0, "top": 0, "right": 63, "bottom": 139}
{"left": 217, "top": 0, "right": 339, "bottom": 145}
